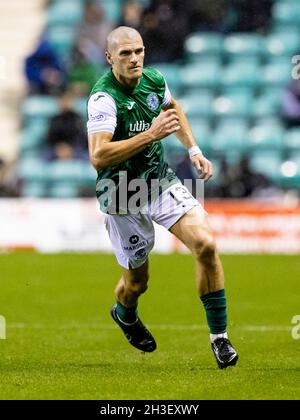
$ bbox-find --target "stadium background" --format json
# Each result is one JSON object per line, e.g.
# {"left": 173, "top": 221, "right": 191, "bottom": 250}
{"left": 0, "top": 0, "right": 299, "bottom": 400}
{"left": 0, "top": 0, "right": 300, "bottom": 253}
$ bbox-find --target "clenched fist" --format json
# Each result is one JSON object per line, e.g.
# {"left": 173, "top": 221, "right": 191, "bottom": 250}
{"left": 191, "top": 152, "right": 213, "bottom": 182}
{"left": 148, "top": 109, "right": 181, "bottom": 141}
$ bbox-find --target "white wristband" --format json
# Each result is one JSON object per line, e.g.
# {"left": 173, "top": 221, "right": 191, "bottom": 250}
{"left": 188, "top": 145, "right": 202, "bottom": 159}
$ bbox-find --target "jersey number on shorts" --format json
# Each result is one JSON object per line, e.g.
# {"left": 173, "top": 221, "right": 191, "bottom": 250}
{"left": 169, "top": 187, "right": 190, "bottom": 205}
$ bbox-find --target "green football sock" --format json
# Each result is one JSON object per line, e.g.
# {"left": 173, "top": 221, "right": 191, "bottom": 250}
{"left": 200, "top": 289, "right": 227, "bottom": 334}
{"left": 116, "top": 301, "right": 138, "bottom": 324}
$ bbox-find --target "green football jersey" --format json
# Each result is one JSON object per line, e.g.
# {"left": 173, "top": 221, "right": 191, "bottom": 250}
{"left": 87, "top": 67, "right": 179, "bottom": 213}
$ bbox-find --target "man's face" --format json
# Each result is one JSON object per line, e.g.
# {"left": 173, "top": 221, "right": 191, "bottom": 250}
{"left": 107, "top": 37, "right": 145, "bottom": 82}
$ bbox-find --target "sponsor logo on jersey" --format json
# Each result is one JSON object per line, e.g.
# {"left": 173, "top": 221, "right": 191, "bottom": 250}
{"left": 124, "top": 239, "right": 149, "bottom": 252}
{"left": 135, "top": 248, "right": 147, "bottom": 259}
{"left": 129, "top": 235, "right": 139, "bottom": 245}
{"left": 147, "top": 93, "right": 159, "bottom": 111}
{"left": 90, "top": 113, "right": 106, "bottom": 122}
{"left": 129, "top": 121, "right": 151, "bottom": 134}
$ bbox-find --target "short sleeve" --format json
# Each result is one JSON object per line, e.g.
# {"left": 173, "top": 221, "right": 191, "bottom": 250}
{"left": 162, "top": 80, "right": 172, "bottom": 107}
{"left": 87, "top": 92, "right": 117, "bottom": 135}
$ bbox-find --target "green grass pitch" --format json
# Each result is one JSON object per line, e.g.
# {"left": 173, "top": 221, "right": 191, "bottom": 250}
{"left": 0, "top": 253, "right": 299, "bottom": 400}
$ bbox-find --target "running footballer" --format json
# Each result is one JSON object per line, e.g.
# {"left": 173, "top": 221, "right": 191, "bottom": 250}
{"left": 87, "top": 26, "right": 238, "bottom": 369}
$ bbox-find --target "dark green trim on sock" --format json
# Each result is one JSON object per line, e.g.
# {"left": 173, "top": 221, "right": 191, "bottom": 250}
{"left": 200, "top": 289, "right": 227, "bottom": 334}
{"left": 116, "top": 301, "right": 138, "bottom": 323}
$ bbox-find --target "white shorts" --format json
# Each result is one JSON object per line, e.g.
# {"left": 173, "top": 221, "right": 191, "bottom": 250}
{"left": 104, "top": 182, "right": 205, "bottom": 269}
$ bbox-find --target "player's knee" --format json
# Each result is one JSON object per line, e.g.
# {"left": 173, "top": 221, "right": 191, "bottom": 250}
{"left": 139, "top": 282, "right": 148, "bottom": 295}
{"left": 128, "top": 278, "right": 148, "bottom": 296}
{"left": 129, "top": 282, "right": 148, "bottom": 296}
{"left": 193, "top": 235, "right": 217, "bottom": 264}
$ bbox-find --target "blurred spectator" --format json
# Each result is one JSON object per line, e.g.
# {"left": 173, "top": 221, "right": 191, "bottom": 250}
{"left": 215, "top": 158, "right": 234, "bottom": 197}
{"left": 174, "top": 154, "right": 198, "bottom": 197}
{"left": 76, "top": 0, "right": 112, "bottom": 65}
{"left": 67, "top": 42, "right": 100, "bottom": 97}
{"left": 45, "top": 91, "right": 88, "bottom": 161}
{"left": 215, "top": 156, "right": 272, "bottom": 198}
{"left": 0, "top": 158, "right": 20, "bottom": 197}
{"left": 118, "top": 1, "right": 143, "bottom": 29}
{"left": 141, "top": 0, "right": 189, "bottom": 63}
{"left": 237, "top": 156, "right": 272, "bottom": 197}
{"left": 25, "top": 39, "right": 65, "bottom": 95}
{"left": 229, "top": 0, "right": 273, "bottom": 33}
{"left": 282, "top": 80, "right": 300, "bottom": 128}
{"left": 186, "top": 0, "right": 228, "bottom": 32}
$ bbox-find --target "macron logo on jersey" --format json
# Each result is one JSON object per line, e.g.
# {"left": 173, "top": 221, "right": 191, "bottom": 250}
{"left": 94, "top": 94, "right": 105, "bottom": 102}
{"left": 127, "top": 101, "right": 135, "bottom": 110}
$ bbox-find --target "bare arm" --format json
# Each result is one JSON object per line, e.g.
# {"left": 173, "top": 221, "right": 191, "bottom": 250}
{"left": 88, "top": 109, "right": 180, "bottom": 171}
{"left": 163, "top": 97, "right": 197, "bottom": 149}
{"left": 163, "top": 98, "right": 213, "bottom": 181}
{"left": 89, "top": 131, "right": 153, "bottom": 171}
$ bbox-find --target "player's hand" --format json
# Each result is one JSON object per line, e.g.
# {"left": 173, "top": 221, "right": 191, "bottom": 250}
{"left": 148, "top": 109, "right": 181, "bottom": 141}
{"left": 191, "top": 153, "right": 213, "bottom": 182}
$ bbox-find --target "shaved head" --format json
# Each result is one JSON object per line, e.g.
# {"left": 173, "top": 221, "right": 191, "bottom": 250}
{"left": 105, "top": 26, "right": 145, "bottom": 87}
{"left": 107, "top": 26, "right": 143, "bottom": 53}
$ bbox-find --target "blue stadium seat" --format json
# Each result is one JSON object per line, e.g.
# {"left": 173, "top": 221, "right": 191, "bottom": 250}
{"left": 247, "top": 122, "right": 284, "bottom": 150}
{"left": 46, "top": 26, "right": 76, "bottom": 56}
{"left": 254, "top": 117, "right": 285, "bottom": 132}
{"left": 272, "top": 1, "right": 300, "bottom": 26}
{"left": 179, "top": 60, "right": 221, "bottom": 89}
{"left": 20, "top": 120, "right": 49, "bottom": 153}
{"left": 210, "top": 118, "right": 249, "bottom": 156}
{"left": 19, "top": 158, "right": 50, "bottom": 183}
{"left": 80, "top": 162, "right": 97, "bottom": 185}
{"left": 213, "top": 91, "right": 254, "bottom": 118}
{"left": 184, "top": 33, "right": 223, "bottom": 61}
{"left": 100, "top": 0, "right": 122, "bottom": 24}
{"left": 284, "top": 128, "right": 300, "bottom": 150}
{"left": 249, "top": 151, "right": 282, "bottom": 182}
{"left": 46, "top": 0, "right": 83, "bottom": 27}
{"left": 164, "top": 135, "right": 185, "bottom": 155}
{"left": 253, "top": 87, "right": 285, "bottom": 118}
{"left": 75, "top": 98, "right": 88, "bottom": 119}
{"left": 289, "top": 152, "right": 300, "bottom": 165}
{"left": 265, "top": 32, "right": 300, "bottom": 57}
{"left": 22, "top": 182, "right": 46, "bottom": 198}
{"left": 165, "top": 120, "right": 211, "bottom": 155}
{"left": 178, "top": 91, "right": 214, "bottom": 118}
{"left": 221, "top": 61, "right": 260, "bottom": 88}
{"left": 22, "top": 96, "right": 58, "bottom": 122}
{"left": 223, "top": 34, "right": 264, "bottom": 59}
{"left": 48, "top": 160, "right": 84, "bottom": 183}
{"left": 49, "top": 182, "right": 79, "bottom": 198}
{"left": 152, "top": 63, "right": 181, "bottom": 92}
{"left": 260, "top": 61, "right": 292, "bottom": 87}
{"left": 269, "top": 22, "right": 300, "bottom": 36}
{"left": 286, "top": 152, "right": 300, "bottom": 170}
{"left": 188, "top": 118, "right": 212, "bottom": 153}
{"left": 228, "top": 56, "right": 261, "bottom": 66}
{"left": 49, "top": 0, "right": 123, "bottom": 25}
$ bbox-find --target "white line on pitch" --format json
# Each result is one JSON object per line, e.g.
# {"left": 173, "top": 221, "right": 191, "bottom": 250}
{"left": 7, "top": 323, "right": 291, "bottom": 332}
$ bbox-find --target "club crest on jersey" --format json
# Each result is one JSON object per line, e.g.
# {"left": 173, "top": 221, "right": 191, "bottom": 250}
{"left": 147, "top": 93, "right": 159, "bottom": 111}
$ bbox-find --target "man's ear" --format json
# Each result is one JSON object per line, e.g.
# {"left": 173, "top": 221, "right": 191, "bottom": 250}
{"left": 106, "top": 51, "right": 113, "bottom": 65}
